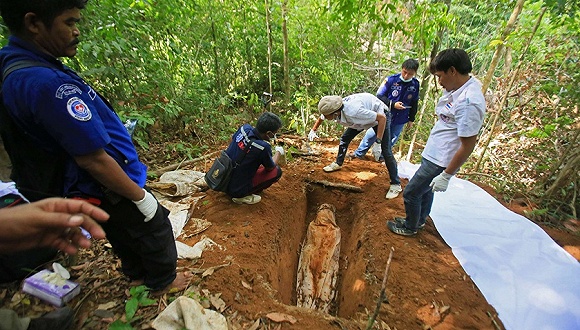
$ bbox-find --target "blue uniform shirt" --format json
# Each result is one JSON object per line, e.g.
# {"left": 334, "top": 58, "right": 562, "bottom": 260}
{"left": 376, "top": 73, "right": 420, "bottom": 125}
{"left": 225, "top": 124, "right": 274, "bottom": 197}
{"left": 0, "top": 36, "right": 147, "bottom": 198}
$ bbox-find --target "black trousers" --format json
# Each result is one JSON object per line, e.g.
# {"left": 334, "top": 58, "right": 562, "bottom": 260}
{"left": 98, "top": 196, "right": 177, "bottom": 291}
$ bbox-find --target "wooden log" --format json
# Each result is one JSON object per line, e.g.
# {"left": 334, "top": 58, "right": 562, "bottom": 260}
{"left": 306, "top": 179, "right": 363, "bottom": 193}
{"left": 296, "top": 204, "right": 341, "bottom": 313}
{"left": 149, "top": 150, "right": 220, "bottom": 177}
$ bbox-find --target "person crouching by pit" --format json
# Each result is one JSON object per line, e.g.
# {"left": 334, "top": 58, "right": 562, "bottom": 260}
{"left": 225, "top": 112, "right": 284, "bottom": 205}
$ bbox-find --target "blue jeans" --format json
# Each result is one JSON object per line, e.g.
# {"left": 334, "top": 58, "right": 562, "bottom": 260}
{"left": 354, "top": 123, "right": 406, "bottom": 158}
{"left": 402, "top": 157, "right": 445, "bottom": 231}
{"left": 335, "top": 114, "right": 400, "bottom": 185}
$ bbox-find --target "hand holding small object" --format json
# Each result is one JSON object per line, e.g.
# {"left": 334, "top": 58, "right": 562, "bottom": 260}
{"left": 394, "top": 102, "right": 405, "bottom": 110}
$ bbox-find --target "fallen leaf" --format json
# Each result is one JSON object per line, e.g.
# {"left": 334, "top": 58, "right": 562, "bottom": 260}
{"left": 241, "top": 280, "right": 252, "bottom": 290}
{"left": 248, "top": 319, "right": 260, "bottom": 330}
{"left": 439, "top": 305, "right": 450, "bottom": 314}
{"left": 94, "top": 309, "right": 115, "bottom": 319}
{"left": 209, "top": 293, "right": 226, "bottom": 312}
{"left": 202, "top": 268, "right": 214, "bottom": 278}
{"left": 71, "top": 263, "right": 87, "bottom": 271}
{"left": 266, "top": 312, "right": 297, "bottom": 324}
{"left": 97, "top": 301, "right": 117, "bottom": 310}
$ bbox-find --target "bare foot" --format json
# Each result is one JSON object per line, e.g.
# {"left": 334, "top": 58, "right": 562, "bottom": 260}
{"left": 151, "top": 271, "right": 193, "bottom": 296}
{"left": 129, "top": 279, "right": 144, "bottom": 286}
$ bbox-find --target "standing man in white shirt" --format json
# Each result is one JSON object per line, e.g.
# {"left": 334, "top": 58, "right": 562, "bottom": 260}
{"left": 387, "top": 48, "right": 486, "bottom": 236}
{"left": 308, "top": 92, "right": 402, "bottom": 199}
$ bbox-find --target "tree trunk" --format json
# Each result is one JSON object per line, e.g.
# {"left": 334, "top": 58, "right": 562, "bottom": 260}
{"left": 405, "top": 75, "right": 434, "bottom": 161}
{"left": 265, "top": 0, "right": 273, "bottom": 111}
{"left": 282, "top": 0, "right": 290, "bottom": 104}
{"left": 474, "top": 8, "right": 546, "bottom": 172}
{"left": 481, "top": 0, "right": 525, "bottom": 95}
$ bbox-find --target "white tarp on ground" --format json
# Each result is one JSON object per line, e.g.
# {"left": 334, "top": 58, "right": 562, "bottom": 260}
{"left": 398, "top": 161, "right": 580, "bottom": 330}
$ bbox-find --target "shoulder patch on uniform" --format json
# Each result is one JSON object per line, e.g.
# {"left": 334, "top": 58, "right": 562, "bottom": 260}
{"left": 67, "top": 97, "right": 92, "bottom": 121}
{"left": 56, "top": 84, "right": 83, "bottom": 99}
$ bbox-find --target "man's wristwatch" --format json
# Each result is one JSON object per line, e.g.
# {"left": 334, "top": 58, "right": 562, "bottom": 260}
{"left": 376, "top": 138, "right": 382, "bottom": 144}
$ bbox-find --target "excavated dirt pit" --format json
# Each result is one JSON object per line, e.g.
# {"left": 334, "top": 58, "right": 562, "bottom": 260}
{"left": 185, "top": 142, "right": 514, "bottom": 329}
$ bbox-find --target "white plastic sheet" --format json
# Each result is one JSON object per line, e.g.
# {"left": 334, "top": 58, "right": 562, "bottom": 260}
{"left": 398, "top": 161, "right": 580, "bottom": 330}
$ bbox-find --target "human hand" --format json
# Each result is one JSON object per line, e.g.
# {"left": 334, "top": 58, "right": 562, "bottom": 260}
{"left": 429, "top": 172, "right": 453, "bottom": 192}
{"left": 308, "top": 129, "right": 319, "bottom": 141}
{"left": 275, "top": 146, "right": 285, "bottom": 156}
{"left": 133, "top": 189, "right": 158, "bottom": 222}
{"left": 0, "top": 198, "right": 109, "bottom": 254}
{"left": 394, "top": 102, "right": 405, "bottom": 110}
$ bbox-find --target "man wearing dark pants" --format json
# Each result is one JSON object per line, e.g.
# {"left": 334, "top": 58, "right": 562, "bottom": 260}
{"left": 0, "top": 0, "right": 188, "bottom": 291}
{"left": 387, "top": 48, "right": 486, "bottom": 236}
{"left": 308, "top": 93, "right": 402, "bottom": 199}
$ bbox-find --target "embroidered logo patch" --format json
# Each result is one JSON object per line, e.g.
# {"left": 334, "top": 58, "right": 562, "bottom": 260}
{"left": 67, "top": 97, "right": 92, "bottom": 121}
{"left": 56, "top": 84, "right": 82, "bottom": 99}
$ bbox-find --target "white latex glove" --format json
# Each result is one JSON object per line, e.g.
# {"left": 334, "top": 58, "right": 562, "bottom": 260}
{"left": 308, "top": 129, "right": 319, "bottom": 141}
{"left": 133, "top": 189, "right": 158, "bottom": 222}
{"left": 275, "top": 146, "right": 285, "bottom": 156}
{"left": 430, "top": 172, "right": 453, "bottom": 192}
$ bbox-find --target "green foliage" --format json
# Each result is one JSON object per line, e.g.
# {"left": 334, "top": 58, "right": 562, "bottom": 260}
{"left": 0, "top": 0, "right": 576, "bottom": 223}
{"left": 109, "top": 285, "right": 156, "bottom": 330}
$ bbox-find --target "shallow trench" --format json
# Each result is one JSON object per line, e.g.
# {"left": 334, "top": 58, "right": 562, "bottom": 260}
{"left": 272, "top": 184, "right": 370, "bottom": 318}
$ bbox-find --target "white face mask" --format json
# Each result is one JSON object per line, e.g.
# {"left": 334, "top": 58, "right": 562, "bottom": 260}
{"left": 400, "top": 76, "right": 412, "bottom": 83}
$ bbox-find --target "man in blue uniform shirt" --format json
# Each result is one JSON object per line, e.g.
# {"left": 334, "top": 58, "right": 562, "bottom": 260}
{"left": 352, "top": 59, "right": 420, "bottom": 161}
{"left": 0, "top": 0, "right": 189, "bottom": 292}
{"left": 225, "top": 112, "right": 284, "bottom": 204}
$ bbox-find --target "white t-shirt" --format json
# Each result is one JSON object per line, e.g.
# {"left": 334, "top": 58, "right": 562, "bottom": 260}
{"left": 422, "top": 77, "right": 486, "bottom": 167}
{"left": 322, "top": 92, "right": 386, "bottom": 131}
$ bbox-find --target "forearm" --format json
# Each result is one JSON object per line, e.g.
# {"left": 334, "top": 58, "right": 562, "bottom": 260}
{"left": 376, "top": 113, "right": 387, "bottom": 140}
{"left": 311, "top": 117, "right": 324, "bottom": 131}
{"left": 444, "top": 136, "right": 477, "bottom": 174}
{"left": 74, "top": 149, "right": 144, "bottom": 201}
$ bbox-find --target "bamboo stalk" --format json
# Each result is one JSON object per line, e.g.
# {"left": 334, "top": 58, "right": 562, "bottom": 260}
{"left": 366, "top": 248, "right": 394, "bottom": 330}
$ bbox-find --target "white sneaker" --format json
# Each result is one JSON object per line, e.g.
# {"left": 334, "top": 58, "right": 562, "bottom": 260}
{"left": 371, "top": 143, "right": 382, "bottom": 162}
{"left": 385, "top": 184, "right": 402, "bottom": 199}
{"left": 323, "top": 162, "right": 342, "bottom": 172}
{"left": 232, "top": 194, "right": 261, "bottom": 204}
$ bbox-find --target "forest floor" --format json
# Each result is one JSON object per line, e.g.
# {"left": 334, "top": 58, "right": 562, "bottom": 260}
{"left": 1, "top": 138, "right": 579, "bottom": 330}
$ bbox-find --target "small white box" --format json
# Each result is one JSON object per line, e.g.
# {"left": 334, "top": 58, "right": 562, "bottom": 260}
{"left": 22, "top": 269, "right": 80, "bottom": 307}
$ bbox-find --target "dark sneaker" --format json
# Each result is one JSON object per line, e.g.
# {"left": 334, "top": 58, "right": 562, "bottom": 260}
{"left": 387, "top": 220, "right": 417, "bottom": 236}
{"left": 394, "top": 217, "right": 425, "bottom": 229}
{"left": 28, "top": 307, "right": 74, "bottom": 330}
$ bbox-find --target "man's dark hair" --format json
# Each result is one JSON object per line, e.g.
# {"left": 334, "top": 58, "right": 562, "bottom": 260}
{"left": 429, "top": 48, "right": 472, "bottom": 75}
{"left": 0, "top": 0, "right": 87, "bottom": 34}
{"left": 256, "top": 112, "right": 282, "bottom": 134}
{"left": 402, "top": 59, "right": 419, "bottom": 72}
